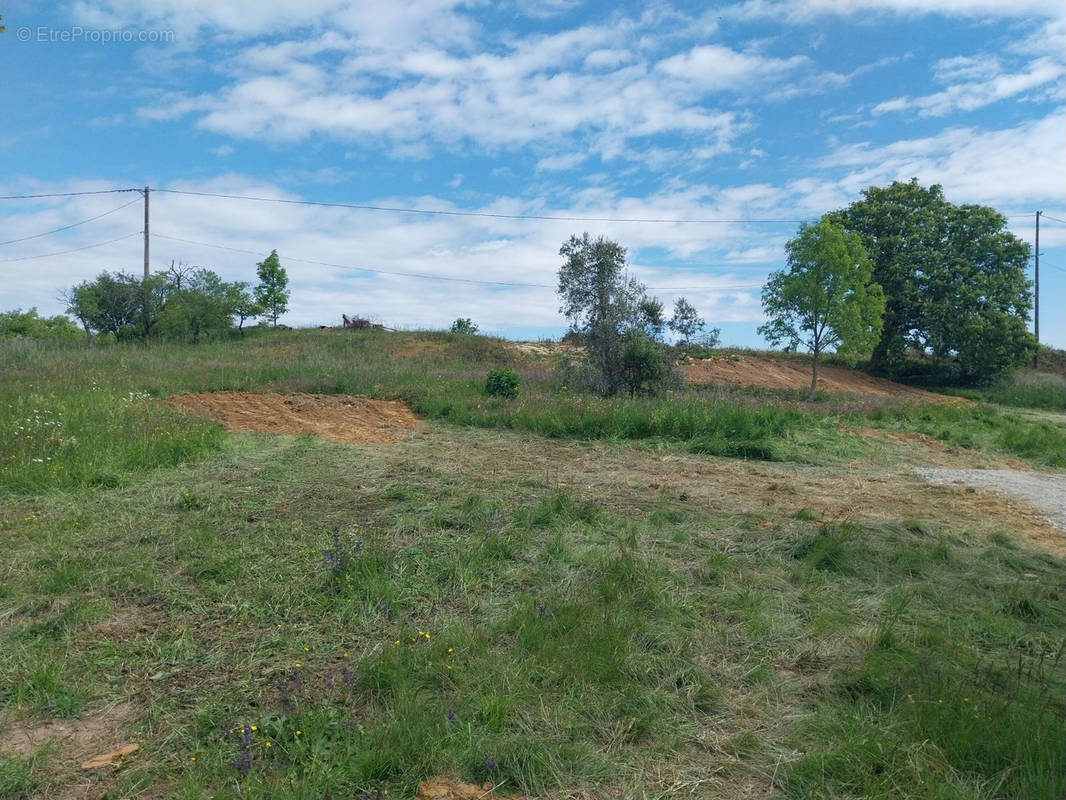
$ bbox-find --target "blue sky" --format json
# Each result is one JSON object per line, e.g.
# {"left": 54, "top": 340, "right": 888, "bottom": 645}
{"left": 2, "top": 0, "right": 1064, "bottom": 345}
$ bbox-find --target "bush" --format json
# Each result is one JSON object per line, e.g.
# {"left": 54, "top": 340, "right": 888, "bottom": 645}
{"left": 450, "top": 318, "right": 479, "bottom": 335}
{"left": 485, "top": 368, "right": 519, "bottom": 398}
{"left": 0, "top": 309, "right": 81, "bottom": 342}
{"left": 619, "top": 330, "right": 673, "bottom": 396}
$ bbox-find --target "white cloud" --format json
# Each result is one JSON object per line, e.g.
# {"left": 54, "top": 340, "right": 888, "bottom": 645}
{"left": 727, "top": 0, "right": 1066, "bottom": 23}
{"left": 873, "top": 56, "right": 1066, "bottom": 116}
{"left": 657, "top": 45, "right": 808, "bottom": 90}
{"left": 819, "top": 108, "right": 1066, "bottom": 205}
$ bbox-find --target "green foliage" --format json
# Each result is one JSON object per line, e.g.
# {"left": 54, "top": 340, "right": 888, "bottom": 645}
{"left": 0, "top": 308, "right": 80, "bottom": 341}
{"left": 484, "top": 368, "right": 519, "bottom": 398}
{"left": 450, "top": 318, "right": 479, "bottom": 335}
{"left": 667, "top": 296, "right": 705, "bottom": 344}
{"left": 62, "top": 263, "right": 270, "bottom": 344}
{"left": 227, "top": 280, "right": 264, "bottom": 333}
{"left": 254, "top": 249, "right": 290, "bottom": 328}
{"left": 618, "top": 329, "right": 671, "bottom": 396}
{"left": 759, "top": 217, "right": 885, "bottom": 397}
{"left": 160, "top": 267, "right": 238, "bottom": 344}
{"left": 556, "top": 233, "right": 674, "bottom": 396}
{"left": 830, "top": 180, "right": 1033, "bottom": 384}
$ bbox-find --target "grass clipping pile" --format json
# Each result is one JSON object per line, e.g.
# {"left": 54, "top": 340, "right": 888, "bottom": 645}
{"left": 167, "top": 392, "right": 423, "bottom": 445}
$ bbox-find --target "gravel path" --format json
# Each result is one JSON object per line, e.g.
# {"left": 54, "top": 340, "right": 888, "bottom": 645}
{"left": 915, "top": 468, "right": 1066, "bottom": 532}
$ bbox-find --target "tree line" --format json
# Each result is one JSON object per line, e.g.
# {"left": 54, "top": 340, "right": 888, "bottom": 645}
{"left": 557, "top": 179, "right": 1034, "bottom": 397}
{"left": 60, "top": 250, "right": 290, "bottom": 344}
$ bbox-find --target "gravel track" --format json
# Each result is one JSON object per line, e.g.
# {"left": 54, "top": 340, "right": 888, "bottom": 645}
{"left": 915, "top": 468, "right": 1066, "bottom": 532}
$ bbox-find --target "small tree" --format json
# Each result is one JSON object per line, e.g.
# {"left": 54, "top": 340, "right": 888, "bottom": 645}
{"left": 63, "top": 271, "right": 167, "bottom": 343}
{"left": 227, "top": 281, "right": 263, "bottom": 334}
{"left": 668, "top": 297, "right": 705, "bottom": 345}
{"left": 254, "top": 249, "right": 289, "bottom": 328}
{"left": 557, "top": 232, "right": 673, "bottom": 396}
{"left": 450, "top": 318, "right": 478, "bottom": 335}
{"left": 758, "top": 218, "right": 885, "bottom": 398}
{"left": 163, "top": 268, "right": 236, "bottom": 344}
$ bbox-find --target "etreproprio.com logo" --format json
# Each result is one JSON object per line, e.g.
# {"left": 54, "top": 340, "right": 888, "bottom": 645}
{"left": 10, "top": 21, "right": 175, "bottom": 44}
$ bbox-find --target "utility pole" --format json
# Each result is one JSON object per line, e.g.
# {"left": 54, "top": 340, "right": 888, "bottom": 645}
{"left": 143, "top": 185, "right": 150, "bottom": 279}
{"left": 1035, "top": 210, "right": 1041, "bottom": 368}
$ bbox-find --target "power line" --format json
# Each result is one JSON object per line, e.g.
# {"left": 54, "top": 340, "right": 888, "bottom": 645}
{"left": 0, "top": 232, "right": 142, "bottom": 263}
{"left": 0, "top": 198, "right": 142, "bottom": 246}
{"left": 153, "top": 188, "right": 808, "bottom": 225}
{"left": 0, "top": 188, "right": 139, "bottom": 200}
{"left": 1041, "top": 214, "right": 1066, "bottom": 224}
{"left": 153, "top": 232, "right": 764, "bottom": 291}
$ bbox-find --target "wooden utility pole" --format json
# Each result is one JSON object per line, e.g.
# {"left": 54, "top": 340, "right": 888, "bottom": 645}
{"left": 143, "top": 185, "right": 150, "bottom": 279}
{"left": 1035, "top": 210, "right": 1041, "bottom": 368}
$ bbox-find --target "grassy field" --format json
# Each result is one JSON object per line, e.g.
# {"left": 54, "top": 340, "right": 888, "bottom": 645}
{"left": 944, "top": 372, "right": 1066, "bottom": 413}
{"left": 2, "top": 330, "right": 1065, "bottom": 799}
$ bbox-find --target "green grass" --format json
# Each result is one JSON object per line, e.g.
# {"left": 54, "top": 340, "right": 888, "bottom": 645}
{"left": 5, "top": 330, "right": 1064, "bottom": 481}
{"left": 858, "top": 402, "right": 1066, "bottom": 468}
{"left": 945, "top": 373, "right": 1066, "bottom": 412}
{"left": 0, "top": 387, "right": 223, "bottom": 492}
{"left": 2, "top": 330, "right": 1065, "bottom": 798}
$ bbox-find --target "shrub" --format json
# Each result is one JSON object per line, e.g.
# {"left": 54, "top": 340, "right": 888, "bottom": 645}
{"left": 619, "top": 330, "right": 673, "bottom": 396}
{"left": 485, "top": 368, "right": 519, "bottom": 398}
{"left": 450, "top": 318, "right": 479, "bottom": 335}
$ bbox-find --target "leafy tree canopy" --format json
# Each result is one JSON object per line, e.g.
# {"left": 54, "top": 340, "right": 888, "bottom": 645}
{"left": 254, "top": 249, "right": 290, "bottom": 328}
{"left": 759, "top": 217, "right": 885, "bottom": 397}
{"left": 828, "top": 179, "right": 1033, "bottom": 384}
{"left": 557, "top": 233, "right": 674, "bottom": 395}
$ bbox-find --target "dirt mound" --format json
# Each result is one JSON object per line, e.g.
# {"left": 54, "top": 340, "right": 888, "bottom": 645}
{"left": 682, "top": 355, "right": 960, "bottom": 403}
{"left": 167, "top": 392, "right": 423, "bottom": 445}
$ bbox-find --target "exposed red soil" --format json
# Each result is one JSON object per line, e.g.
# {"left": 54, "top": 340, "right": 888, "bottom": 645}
{"left": 682, "top": 355, "right": 964, "bottom": 403}
{"left": 167, "top": 392, "right": 423, "bottom": 445}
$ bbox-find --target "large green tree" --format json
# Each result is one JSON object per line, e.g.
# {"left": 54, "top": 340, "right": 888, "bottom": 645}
{"left": 254, "top": 249, "right": 290, "bottom": 328}
{"left": 759, "top": 218, "right": 885, "bottom": 398}
{"left": 828, "top": 180, "right": 1032, "bottom": 383}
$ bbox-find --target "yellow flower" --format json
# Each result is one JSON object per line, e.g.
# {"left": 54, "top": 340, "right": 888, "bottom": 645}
{"left": 303, "top": 647, "right": 309, "bottom": 652}
{"left": 343, "top": 652, "right": 349, "bottom": 658}
{"left": 447, "top": 647, "right": 453, "bottom": 654}
{"left": 295, "top": 730, "right": 302, "bottom": 736}
{"left": 190, "top": 756, "right": 197, "bottom": 761}
{"left": 963, "top": 697, "right": 970, "bottom": 703}
{"left": 294, "top": 662, "right": 301, "bottom": 668}
{"left": 251, "top": 725, "right": 258, "bottom": 731}
{"left": 265, "top": 741, "right": 271, "bottom": 748}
